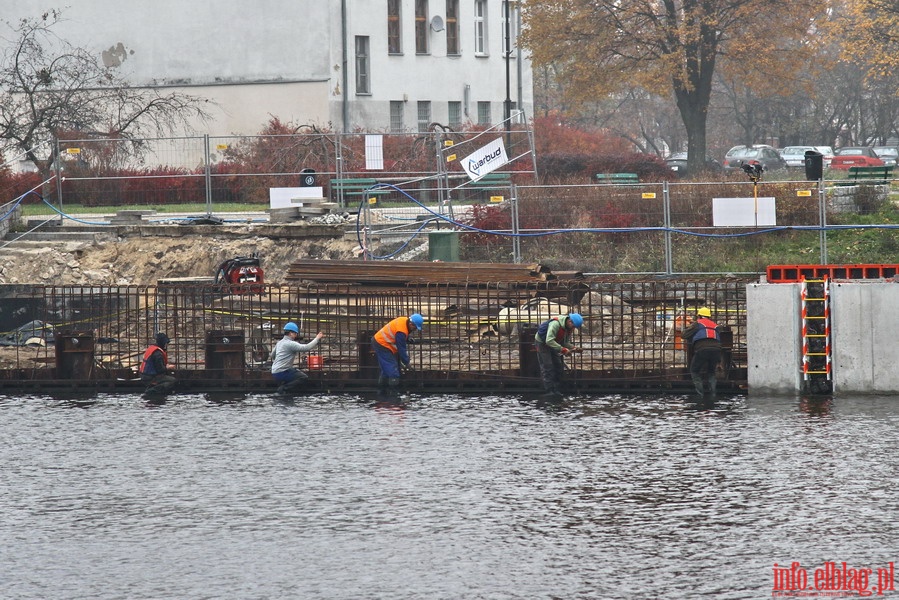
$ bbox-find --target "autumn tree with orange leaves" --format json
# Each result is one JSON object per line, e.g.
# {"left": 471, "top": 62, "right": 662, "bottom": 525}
{"left": 521, "top": 0, "right": 827, "bottom": 174}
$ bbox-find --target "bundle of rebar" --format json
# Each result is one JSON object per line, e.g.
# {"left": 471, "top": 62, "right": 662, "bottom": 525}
{"left": 285, "top": 260, "right": 559, "bottom": 286}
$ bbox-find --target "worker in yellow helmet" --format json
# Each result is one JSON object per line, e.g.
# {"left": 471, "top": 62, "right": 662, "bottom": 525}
{"left": 681, "top": 307, "right": 722, "bottom": 396}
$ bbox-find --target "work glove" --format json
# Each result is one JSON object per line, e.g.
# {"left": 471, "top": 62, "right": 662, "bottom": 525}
{"left": 560, "top": 347, "right": 570, "bottom": 356}
{"left": 402, "top": 363, "right": 414, "bottom": 373}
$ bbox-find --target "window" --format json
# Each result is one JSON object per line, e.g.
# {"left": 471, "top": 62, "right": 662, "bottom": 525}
{"left": 417, "top": 101, "right": 431, "bottom": 132}
{"left": 355, "top": 36, "right": 370, "bottom": 94}
{"left": 474, "top": 0, "right": 487, "bottom": 55}
{"left": 390, "top": 101, "right": 405, "bottom": 132}
{"left": 501, "top": 1, "right": 519, "bottom": 56}
{"left": 477, "top": 101, "right": 491, "bottom": 125}
{"left": 388, "top": 0, "right": 402, "bottom": 54}
{"left": 446, "top": 0, "right": 460, "bottom": 55}
{"left": 415, "top": 0, "right": 429, "bottom": 54}
{"left": 448, "top": 101, "right": 462, "bottom": 128}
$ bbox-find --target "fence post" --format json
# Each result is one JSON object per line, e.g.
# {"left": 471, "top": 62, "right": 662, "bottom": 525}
{"left": 818, "top": 178, "right": 828, "bottom": 264}
{"left": 204, "top": 134, "right": 213, "bottom": 217}
{"left": 663, "top": 180, "right": 673, "bottom": 275}
{"left": 511, "top": 183, "right": 521, "bottom": 264}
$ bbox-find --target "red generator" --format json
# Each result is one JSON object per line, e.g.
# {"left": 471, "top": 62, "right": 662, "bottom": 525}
{"left": 215, "top": 256, "right": 264, "bottom": 294}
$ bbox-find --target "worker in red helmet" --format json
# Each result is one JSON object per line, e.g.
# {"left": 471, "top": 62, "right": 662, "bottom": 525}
{"left": 140, "top": 332, "right": 176, "bottom": 394}
{"left": 270, "top": 321, "right": 325, "bottom": 393}
{"left": 372, "top": 313, "right": 423, "bottom": 390}
{"left": 534, "top": 313, "right": 584, "bottom": 396}
{"left": 681, "top": 307, "right": 722, "bottom": 396}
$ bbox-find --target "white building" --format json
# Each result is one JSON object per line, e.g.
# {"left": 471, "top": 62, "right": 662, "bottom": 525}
{"left": 4, "top": 1, "right": 532, "bottom": 135}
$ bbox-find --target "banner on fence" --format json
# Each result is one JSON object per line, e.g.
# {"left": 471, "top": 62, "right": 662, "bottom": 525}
{"left": 461, "top": 137, "right": 508, "bottom": 181}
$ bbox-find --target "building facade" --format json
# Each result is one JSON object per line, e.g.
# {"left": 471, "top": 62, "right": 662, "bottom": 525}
{"left": 4, "top": 1, "right": 532, "bottom": 135}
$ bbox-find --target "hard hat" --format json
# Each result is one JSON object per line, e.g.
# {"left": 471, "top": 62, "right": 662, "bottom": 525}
{"left": 410, "top": 313, "right": 424, "bottom": 329}
{"left": 155, "top": 332, "right": 169, "bottom": 347}
{"left": 284, "top": 322, "right": 300, "bottom": 334}
{"left": 568, "top": 313, "right": 584, "bottom": 328}
{"left": 697, "top": 307, "right": 712, "bottom": 318}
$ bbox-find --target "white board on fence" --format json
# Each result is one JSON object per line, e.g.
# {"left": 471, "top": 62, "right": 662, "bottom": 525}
{"left": 269, "top": 187, "right": 324, "bottom": 209}
{"left": 712, "top": 197, "right": 777, "bottom": 227}
{"left": 365, "top": 134, "right": 384, "bottom": 170}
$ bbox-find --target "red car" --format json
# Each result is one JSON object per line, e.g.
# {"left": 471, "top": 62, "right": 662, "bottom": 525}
{"left": 829, "top": 147, "right": 885, "bottom": 170}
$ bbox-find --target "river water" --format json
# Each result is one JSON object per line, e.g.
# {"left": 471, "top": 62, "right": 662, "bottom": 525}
{"left": 1, "top": 391, "right": 897, "bottom": 600}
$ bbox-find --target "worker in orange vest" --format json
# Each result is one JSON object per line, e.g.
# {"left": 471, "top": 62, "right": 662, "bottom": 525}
{"left": 372, "top": 314, "right": 424, "bottom": 390}
{"left": 681, "top": 307, "right": 722, "bottom": 395}
{"left": 139, "top": 332, "right": 176, "bottom": 394}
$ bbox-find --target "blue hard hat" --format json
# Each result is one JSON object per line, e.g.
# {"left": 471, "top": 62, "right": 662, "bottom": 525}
{"left": 410, "top": 313, "right": 424, "bottom": 329}
{"left": 568, "top": 313, "right": 584, "bottom": 328}
{"left": 284, "top": 322, "right": 299, "bottom": 334}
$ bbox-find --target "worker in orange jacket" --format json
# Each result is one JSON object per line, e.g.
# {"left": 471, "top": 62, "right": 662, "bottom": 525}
{"left": 681, "top": 307, "right": 722, "bottom": 395}
{"left": 372, "top": 314, "right": 424, "bottom": 390}
{"left": 139, "top": 332, "right": 176, "bottom": 394}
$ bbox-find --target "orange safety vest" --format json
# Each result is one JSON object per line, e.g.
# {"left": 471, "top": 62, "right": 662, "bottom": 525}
{"left": 374, "top": 316, "right": 411, "bottom": 354}
{"left": 139, "top": 345, "right": 168, "bottom": 375}
{"left": 691, "top": 318, "right": 721, "bottom": 342}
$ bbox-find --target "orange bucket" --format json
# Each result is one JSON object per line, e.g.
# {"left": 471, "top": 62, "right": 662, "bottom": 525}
{"left": 306, "top": 355, "right": 323, "bottom": 370}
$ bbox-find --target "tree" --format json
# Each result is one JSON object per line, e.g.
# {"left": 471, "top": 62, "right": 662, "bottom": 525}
{"left": 521, "top": 0, "right": 827, "bottom": 173}
{"left": 0, "top": 10, "right": 209, "bottom": 196}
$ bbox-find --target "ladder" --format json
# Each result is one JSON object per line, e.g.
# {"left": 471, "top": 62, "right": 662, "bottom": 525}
{"left": 801, "top": 277, "right": 831, "bottom": 386}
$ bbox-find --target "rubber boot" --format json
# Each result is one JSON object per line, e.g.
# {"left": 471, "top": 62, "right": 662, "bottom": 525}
{"left": 708, "top": 375, "right": 717, "bottom": 396}
{"left": 691, "top": 374, "right": 705, "bottom": 395}
{"left": 377, "top": 375, "right": 387, "bottom": 390}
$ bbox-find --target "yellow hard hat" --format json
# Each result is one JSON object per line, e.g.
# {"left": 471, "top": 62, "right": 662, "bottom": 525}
{"left": 697, "top": 307, "right": 711, "bottom": 317}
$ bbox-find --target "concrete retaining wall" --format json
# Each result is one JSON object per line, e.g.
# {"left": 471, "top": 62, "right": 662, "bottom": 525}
{"left": 748, "top": 281, "right": 899, "bottom": 394}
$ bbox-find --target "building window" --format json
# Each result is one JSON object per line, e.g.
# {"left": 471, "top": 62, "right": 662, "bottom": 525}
{"left": 388, "top": 0, "right": 402, "bottom": 54}
{"left": 477, "top": 101, "right": 491, "bottom": 125}
{"left": 390, "top": 101, "right": 405, "bottom": 132}
{"left": 417, "top": 101, "right": 431, "bottom": 132}
{"left": 501, "top": 1, "right": 518, "bottom": 56}
{"left": 355, "top": 36, "right": 370, "bottom": 94}
{"left": 415, "top": 0, "right": 429, "bottom": 54}
{"left": 448, "top": 101, "right": 462, "bottom": 128}
{"left": 446, "top": 0, "right": 460, "bottom": 55}
{"left": 474, "top": 0, "right": 487, "bottom": 55}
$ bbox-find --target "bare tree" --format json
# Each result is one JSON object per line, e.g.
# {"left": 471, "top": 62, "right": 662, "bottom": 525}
{"left": 0, "top": 10, "right": 209, "bottom": 189}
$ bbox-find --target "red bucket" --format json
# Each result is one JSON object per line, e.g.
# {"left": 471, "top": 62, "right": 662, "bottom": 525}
{"left": 306, "top": 355, "right": 323, "bottom": 370}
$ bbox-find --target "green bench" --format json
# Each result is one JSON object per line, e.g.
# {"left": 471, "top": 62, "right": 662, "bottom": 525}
{"left": 329, "top": 178, "right": 391, "bottom": 205}
{"left": 468, "top": 172, "right": 512, "bottom": 201}
{"left": 596, "top": 172, "right": 639, "bottom": 184}
{"left": 847, "top": 166, "right": 893, "bottom": 185}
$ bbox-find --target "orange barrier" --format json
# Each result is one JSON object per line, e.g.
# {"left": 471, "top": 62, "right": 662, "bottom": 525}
{"left": 766, "top": 264, "right": 899, "bottom": 283}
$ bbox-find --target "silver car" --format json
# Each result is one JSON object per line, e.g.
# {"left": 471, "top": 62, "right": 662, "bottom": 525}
{"left": 779, "top": 146, "right": 817, "bottom": 169}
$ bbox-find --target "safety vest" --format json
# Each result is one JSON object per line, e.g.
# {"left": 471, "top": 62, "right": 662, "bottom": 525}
{"left": 374, "top": 317, "right": 411, "bottom": 354}
{"left": 139, "top": 345, "right": 167, "bottom": 375}
{"left": 691, "top": 318, "right": 720, "bottom": 343}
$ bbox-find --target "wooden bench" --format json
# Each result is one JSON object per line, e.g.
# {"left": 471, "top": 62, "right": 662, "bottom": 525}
{"left": 595, "top": 172, "right": 639, "bottom": 184}
{"left": 847, "top": 166, "right": 893, "bottom": 185}
{"left": 329, "top": 178, "right": 390, "bottom": 205}
{"left": 467, "top": 172, "right": 512, "bottom": 201}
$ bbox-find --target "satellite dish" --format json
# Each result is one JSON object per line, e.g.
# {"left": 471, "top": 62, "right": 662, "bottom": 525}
{"left": 430, "top": 15, "right": 445, "bottom": 32}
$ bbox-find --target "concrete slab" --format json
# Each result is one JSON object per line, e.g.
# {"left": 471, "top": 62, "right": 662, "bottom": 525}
{"left": 747, "top": 283, "right": 802, "bottom": 394}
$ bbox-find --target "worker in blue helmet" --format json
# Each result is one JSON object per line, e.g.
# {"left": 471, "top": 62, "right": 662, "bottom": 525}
{"left": 534, "top": 313, "right": 584, "bottom": 396}
{"left": 270, "top": 321, "right": 325, "bottom": 393}
{"left": 372, "top": 313, "right": 423, "bottom": 390}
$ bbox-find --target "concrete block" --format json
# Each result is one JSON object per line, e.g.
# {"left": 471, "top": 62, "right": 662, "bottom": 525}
{"left": 832, "top": 281, "right": 899, "bottom": 392}
{"left": 747, "top": 283, "right": 802, "bottom": 394}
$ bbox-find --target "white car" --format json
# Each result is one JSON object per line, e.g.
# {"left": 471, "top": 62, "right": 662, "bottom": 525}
{"left": 495, "top": 297, "right": 571, "bottom": 335}
{"left": 779, "top": 146, "right": 817, "bottom": 169}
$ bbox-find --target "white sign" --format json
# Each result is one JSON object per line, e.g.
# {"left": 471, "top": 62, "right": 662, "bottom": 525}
{"left": 269, "top": 187, "right": 323, "bottom": 209}
{"left": 461, "top": 138, "right": 509, "bottom": 181}
{"left": 712, "top": 197, "right": 777, "bottom": 227}
{"left": 365, "top": 134, "right": 384, "bottom": 170}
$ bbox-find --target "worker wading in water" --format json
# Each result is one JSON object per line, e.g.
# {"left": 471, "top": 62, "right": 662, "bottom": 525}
{"left": 270, "top": 322, "right": 325, "bottom": 393}
{"left": 140, "top": 332, "right": 177, "bottom": 394}
{"left": 534, "top": 313, "right": 584, "bottom": 396}
{"left": 681, "top": 307, "right": 722, "bottom": 396}
{"left": 372, "top": 314, "right": 424, "bottom": 391}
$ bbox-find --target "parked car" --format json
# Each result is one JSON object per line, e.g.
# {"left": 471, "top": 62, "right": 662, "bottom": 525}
{"left": 779, "top": 146, "right": 817, "bottom": 169}
{"left": 814, "top": 146, "right": 835, "bottom": 168}
{"left": 665, "top": 152, "right": 723, "bottom": 178}
{"left": 829, "top": 147, "right": 885, "bottom": 170}
{"left": 873, "top": 146, "right": 899, "bottom": 167}
{"left": 722, "top": 145, "right": 787, "bottom": 173}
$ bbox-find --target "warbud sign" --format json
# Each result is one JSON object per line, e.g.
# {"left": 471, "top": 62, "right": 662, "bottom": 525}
{"left": 461, "top": 138, "right": 508, "bottom": 181}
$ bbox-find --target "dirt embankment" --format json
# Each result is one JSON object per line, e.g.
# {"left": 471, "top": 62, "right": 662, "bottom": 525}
{"left": 0, "top": 234, "right": 361, "bottom": 286}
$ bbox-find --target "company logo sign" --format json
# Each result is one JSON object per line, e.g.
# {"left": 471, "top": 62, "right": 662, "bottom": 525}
{"left": 461, "top": 138, "right": 509, "bottom": 181}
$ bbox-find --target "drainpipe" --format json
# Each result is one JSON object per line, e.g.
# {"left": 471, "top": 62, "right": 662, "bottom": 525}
{"left": 341, "top": 0, "right": 349, "bottom": 132}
